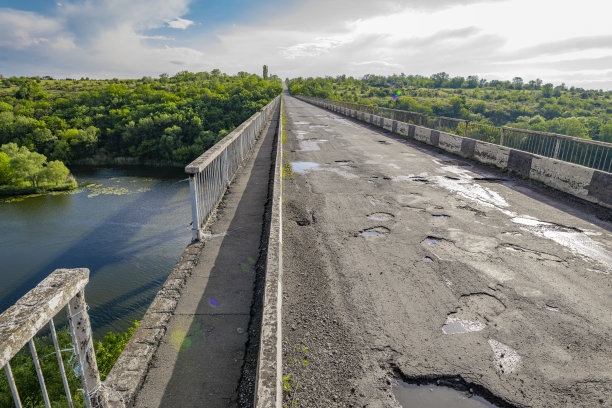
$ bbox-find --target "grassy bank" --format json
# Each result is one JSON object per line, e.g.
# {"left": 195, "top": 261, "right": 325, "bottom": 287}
{"left": 0, "top": 179, "right": 77, "bottom": 197}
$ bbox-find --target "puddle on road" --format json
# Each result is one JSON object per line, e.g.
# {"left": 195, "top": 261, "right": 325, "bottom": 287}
{"left": 294, "top": 121, "right": 310, "bottom": 125}
{"left": 291, "top": 162, "right": 319, "bottom": 172}
{"left": 442, "top": 316, "right": 485, "bottom": 334}
{"left": 366, "top": 212, "right": 395, "bottom": 221}
{"left": 359, "top": 226, "right": 390, "bottom": 237}
{"left": 394, "top": 381, "right": 498, "bottom": 408}
{"left": 423, "top": 257, "right": 434, "bottom": 263}
{"left": 423, "top": 236, "right": 441, "bottom": 246}
{"left": 545, "top": 304, "right": 559, "bottom": 312}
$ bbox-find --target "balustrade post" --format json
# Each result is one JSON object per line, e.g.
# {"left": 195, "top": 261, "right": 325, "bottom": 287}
{"left": 464, "top": 121, "right": 469, "bottom": 138}
{"left": 553, "top": 137, "right": 561, "bottom": 159}
{"left": 500, "top": 127, "right": 505, "bottom": 146}
{"left": 67, "top": 290, "right": 107, "bottom": 408}
{"left": 188, "top": 173, "right": 200, "bottom": 241}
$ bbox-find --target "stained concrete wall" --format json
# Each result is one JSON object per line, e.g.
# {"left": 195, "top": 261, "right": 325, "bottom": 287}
{"left": 297, "top": 96, "right": 612, "bottom": 210}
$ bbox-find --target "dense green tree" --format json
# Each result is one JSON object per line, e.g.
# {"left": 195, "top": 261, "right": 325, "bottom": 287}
{"left": 0, "top": 151, "right": 12, "bottom": 184}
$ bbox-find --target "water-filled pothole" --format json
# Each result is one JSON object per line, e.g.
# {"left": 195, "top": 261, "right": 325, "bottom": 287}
{"left": 367, "top": 212, "right": 395, "bottom": 221}
{"left": 393, "top": 381, "right": 498, "bottom": 408}
{"left": 423, "top": 257, "right": 434, "bottom": 263}
{"left": 432, "top": 214, "right": 450, "bottom": 219}
{"left": 411, "top": 177, "right": 428, "bottom": 184}
{"left": 359, "top": 226, "right": 390, "bottom": 237}
{"left": 423, "top": 236, "right": 442, "bottom": 246}
{"left": 291, "top": 162, "right": 319, "bottom": 173}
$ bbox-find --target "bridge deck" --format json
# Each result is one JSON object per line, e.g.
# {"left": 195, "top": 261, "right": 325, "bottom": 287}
{"left": 134, "top": 111, "right": 278, "bottom": 407}
{"left": 281, "top": 95, "right": 612, "bottom": 407}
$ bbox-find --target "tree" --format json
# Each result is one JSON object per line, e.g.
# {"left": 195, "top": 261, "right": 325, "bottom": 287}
{"left": 0, "top": 151, "right": 13, "bottom": 185}
{"left": 41, "top": 160, "right": 70, "bottom": 185}
{"left": 541, "top": 83, "right": 554, "bottom": 98}
{"left": 263, "top": 65, "right": 269, "bottom": 80}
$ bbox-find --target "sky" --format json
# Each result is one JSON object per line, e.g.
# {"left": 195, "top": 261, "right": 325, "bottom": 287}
{"left": 1, "top": 0, "right": 612, "bottom": 90}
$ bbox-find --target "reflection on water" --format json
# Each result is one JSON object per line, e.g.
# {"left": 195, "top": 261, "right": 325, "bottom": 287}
{"left": 0, "top": 167, "right": 191, "bottom": 339}
{"left": 394, "top": 381, "right": 498, "bottom": 408}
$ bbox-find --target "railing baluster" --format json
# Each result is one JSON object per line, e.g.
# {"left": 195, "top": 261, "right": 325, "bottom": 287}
{"left": 4, "top": 363, "right": 22, "bottom": 408}
{"left": 28, "top": 339, "right": 52, "bottom": 408}
{"left": 49, "top": 318, "right": 74, "bottom": 408}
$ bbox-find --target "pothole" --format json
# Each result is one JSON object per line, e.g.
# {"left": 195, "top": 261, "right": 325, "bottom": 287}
{"left": 296, "top": 219, "right": 311, "bottom": 226}
{"left": 291, "top": 161, "right": 319, "bottom": 173}
{"left": 545, "top": 304, "right": 559, "bottom": 312}
{"left": 498, "top": 243, "right": 564, "bottom": 263}
{"left": 411, "top": 177, "right": 428, "bottom": 185}
{"left": 378, "top": 140, "right": 392, "bottom": 145}
{"left": 358, "top": 226, "right": 390, "bottom": 237}
{"left": 442, "top": 316, "right": 485, "bottom": 334}
{"left": 489, "top": 339, "right": 521, "bottom": 374}
{"left": 423, "top": 257, "right": 434, "bottom": 263}
{"left": 588, "top": 268, "right": 609, "bottom": 275}
{"left": 393, "top": 380, "right": 500, "bottom": 408}
{"left": 432, "top": 214, "right": 450, "bottom": 219}
{"left": 366, "top": 212, "right": 395, "bottom": 221}
{"left": 457, "top": 205, "right": 487, "bottom": 217}
{"left": 294, "top": 121, "right": 310, "bottom": 125}
{"left": 422, "top": 236, "right": 443, "bottom": 246}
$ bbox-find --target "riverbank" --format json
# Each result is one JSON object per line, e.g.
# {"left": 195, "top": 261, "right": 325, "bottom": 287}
{"left": 0, "top": 179, "right": 78, "bottom": 197}
{"left": 73, "top": 153, "right": 185, "bottom": 168}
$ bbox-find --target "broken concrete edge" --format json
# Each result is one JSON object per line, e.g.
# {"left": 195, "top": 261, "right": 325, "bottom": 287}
{"left": 0, "top": 268, "right": 89, "bottom": 368}
{"left": 102, "top": 241, "right": 202, "bottom": 407}
{"left": 254, "top": 96, "right": 284, "bottom": 408}
{"left": 296, "top": 96, "right": 612, "bottom": 210}
{"left": 186, "top": 95, "right": 282, "bottom": 174}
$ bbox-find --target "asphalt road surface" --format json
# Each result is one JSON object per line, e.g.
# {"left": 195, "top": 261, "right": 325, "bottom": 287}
{"left": 280, "top": 94, "right": 612, "bottom": 408}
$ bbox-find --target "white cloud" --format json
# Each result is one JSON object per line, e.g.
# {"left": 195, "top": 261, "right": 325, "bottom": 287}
{"left": 1, "top": 0, "right": 612, "bottom": 90}
{"left": 167, "top": 17, "right": 194, "bottom": 29}
{"left": 279, "top": 37, "right": 351, "bottom": 59}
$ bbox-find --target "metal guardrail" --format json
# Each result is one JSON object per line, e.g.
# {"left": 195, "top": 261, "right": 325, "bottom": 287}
{"left": 297, "top": 96, "right": 612, "bottom": 173}
{"left": 186, "top": 96, "right": 281, "bottom": 240}
{"left": 0, "top": 268, "right": 105, "bottom": 408}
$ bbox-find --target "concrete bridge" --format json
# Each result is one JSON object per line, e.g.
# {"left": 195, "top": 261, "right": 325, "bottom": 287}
{"left": 1, "top": 90, "right": 611, "bottom": 408}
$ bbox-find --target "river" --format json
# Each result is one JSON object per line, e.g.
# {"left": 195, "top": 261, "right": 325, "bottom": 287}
{"left": 0, "top": 167, "right": 191, "bottom": 338}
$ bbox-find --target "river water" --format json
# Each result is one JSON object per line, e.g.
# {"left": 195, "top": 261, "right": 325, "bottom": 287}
{"left": 0, "top": 167, "right": 191, "bottom": 338}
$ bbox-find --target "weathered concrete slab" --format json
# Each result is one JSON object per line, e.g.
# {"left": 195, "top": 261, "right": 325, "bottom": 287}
{"left": 282, "top": 95, "right": 612, "bottom": 408}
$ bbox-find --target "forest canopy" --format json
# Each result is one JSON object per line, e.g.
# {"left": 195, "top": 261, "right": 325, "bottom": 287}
{"left": 286, "top": 74, "right": 612, "bottom": 142}
{"left": 0, "top": 71, "right": 282, "bottom": 166}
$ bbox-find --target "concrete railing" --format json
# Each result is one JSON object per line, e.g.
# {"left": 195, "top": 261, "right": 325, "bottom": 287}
{"left": 296, "top": 96, "right": 612, "bottom": 173}
{"left": 0, "top": 268, "right": 106, "bottom": 408}
{"left": 296, "top": 95, "right": 612, "bottom": 209}
{"left": 186, "top": 95, "right": 282, "bottom": 240}
{"left": 254, "top": 95, "right": 284, "bottom": 407}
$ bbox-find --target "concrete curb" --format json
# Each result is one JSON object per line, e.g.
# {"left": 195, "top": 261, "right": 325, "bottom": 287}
{"left": 254, "top": 96, "right": 284, "bottom": 408}
{"left": 298, "top": 96, "right": 612, "bottom": 210}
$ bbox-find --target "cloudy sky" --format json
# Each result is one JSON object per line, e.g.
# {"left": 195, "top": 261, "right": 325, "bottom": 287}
{"left": 1, "top": 0, "right": 611, "bottom": 89}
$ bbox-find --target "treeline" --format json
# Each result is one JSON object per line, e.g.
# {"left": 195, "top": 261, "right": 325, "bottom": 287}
{"left": 0, "top": 70, "right": 282, "bottom": 165}
{"left": 286, "top": 74, "right": 612, "bottom": 142}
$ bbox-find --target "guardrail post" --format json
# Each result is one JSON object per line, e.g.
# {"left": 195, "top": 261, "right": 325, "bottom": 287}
{"left": 464, "top": 121, "right": 469, "bottom": 138}
{"left": 500, "top": 127, "right": 505, "bottom": 146}
{"left": 419, "top": 114, "right": 423, "bottom": 125}
{"left": 188, "top": 173, "right": 200, "bottom": 241}
{"left": 553, "top": 137, "right": 561, "bottom": 159}
{"left": 67, "top": 290, "right": 107, "bottom": 407}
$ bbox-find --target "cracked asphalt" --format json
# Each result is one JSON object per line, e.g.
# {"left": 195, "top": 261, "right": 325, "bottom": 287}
{"left": 280, "top": 94, "right": 612, "bottom": 407}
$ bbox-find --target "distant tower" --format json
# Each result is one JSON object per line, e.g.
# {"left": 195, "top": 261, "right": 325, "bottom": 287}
{"left": 263, "top": 65, "right": 269, "bottom": 80}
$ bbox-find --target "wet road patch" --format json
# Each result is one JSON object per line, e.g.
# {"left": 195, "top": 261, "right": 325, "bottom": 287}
{"left": 291, "top": 161, "right": 319, "bottom": 172}
{"left": 393, "top": 381, "right": 498, "bottom": 408}
{"left": 358, "top": 226, "right": 390, "bottom": 237}
{"left": 366, "top": 212, "right": 395, "bottom": 221}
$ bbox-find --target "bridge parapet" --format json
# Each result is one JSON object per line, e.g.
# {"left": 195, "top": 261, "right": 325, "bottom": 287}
{"left": 296, "top": 95, "right": 612, "bottom": 209}
{"left": 0, "top": 268, "right": 106, "bottom": 407}
{"left": 186, "top": 95, "right": 281, "bottom": 240}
